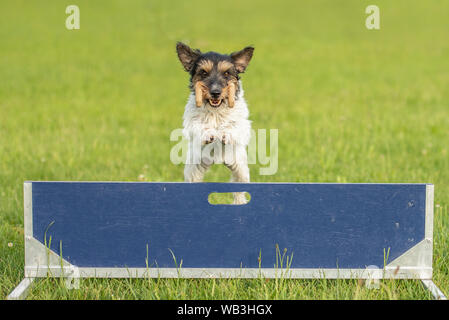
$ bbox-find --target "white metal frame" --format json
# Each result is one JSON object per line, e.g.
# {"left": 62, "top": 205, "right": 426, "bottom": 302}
{"left": 7, "top": 182, "right": 446, "bottom": 300}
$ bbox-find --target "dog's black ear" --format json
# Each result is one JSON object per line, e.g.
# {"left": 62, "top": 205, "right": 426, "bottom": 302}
{"left": 176, "top": 42, "right": 201, "bottom": 72}
{"left": 230, "top": 46, "right": 254, "bottom": 73}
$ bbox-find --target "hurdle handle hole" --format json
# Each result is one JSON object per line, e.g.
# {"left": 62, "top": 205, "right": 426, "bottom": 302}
{"left": 208, "top": 192, "right": 251, "bottom": 205}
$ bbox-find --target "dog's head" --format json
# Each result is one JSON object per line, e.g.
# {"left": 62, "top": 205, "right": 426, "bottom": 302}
{"left": 176, "top": 42, "right": 254, "bottom": 108}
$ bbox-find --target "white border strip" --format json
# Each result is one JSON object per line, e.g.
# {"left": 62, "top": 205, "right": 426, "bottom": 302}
{"left": 24, "top": 266, "right": 433, "bottom": 280}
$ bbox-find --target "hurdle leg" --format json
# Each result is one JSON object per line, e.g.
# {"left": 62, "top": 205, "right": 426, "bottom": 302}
{"left": 421, "top": 280, "right": 447, "bottom": 300}
{"left": 7, "top": 277, "right": 35, "bottom": 300}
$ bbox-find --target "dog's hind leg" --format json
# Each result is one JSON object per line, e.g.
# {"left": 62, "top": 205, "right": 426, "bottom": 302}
{"left": 226, "top": 162, "right": 250, "bottom": 204}
{"left": 184, "top": 138, "right": 213, "bottom": 182}
{"left": 184, "top": 163, "right": 211, "bottom": 182}
{"left": 224, "top": 145, "right": 250, "bottom": 204}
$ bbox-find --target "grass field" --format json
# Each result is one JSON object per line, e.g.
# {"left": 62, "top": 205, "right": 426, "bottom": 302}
{"left": 1, "top": 0, "right": 448, "bottom": 299}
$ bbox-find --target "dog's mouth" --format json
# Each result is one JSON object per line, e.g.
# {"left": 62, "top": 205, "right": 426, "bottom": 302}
{"left": 208, "top": 98, "right": 223, "bottom": 107}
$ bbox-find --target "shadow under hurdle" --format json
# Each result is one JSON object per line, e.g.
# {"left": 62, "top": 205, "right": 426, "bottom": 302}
{"left": 8, "top": 182, "right": 446, "bottom": 300}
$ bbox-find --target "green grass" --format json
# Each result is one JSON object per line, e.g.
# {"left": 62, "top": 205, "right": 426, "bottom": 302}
{"left": 1, "top": 0, "right": 449, "bottom": 299}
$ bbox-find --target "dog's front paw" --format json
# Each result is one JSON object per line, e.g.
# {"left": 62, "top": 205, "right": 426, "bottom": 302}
{"left": 201, "top": 129, "right": 218, "bottom": 145}
{"left": 221, "top": 132, "right": 234, "bottom": 145}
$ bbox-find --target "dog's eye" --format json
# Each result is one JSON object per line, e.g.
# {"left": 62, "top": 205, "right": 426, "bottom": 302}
{"left": 224, "top": 71, "right": 230, "bottom": 77}
{"left": 201, "top": 70, "right": 208, "bottom": 76}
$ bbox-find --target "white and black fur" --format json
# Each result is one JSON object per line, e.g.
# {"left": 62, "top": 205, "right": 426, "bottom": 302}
{"left": 176, "top": 42, "right": 254, "bottom": 204}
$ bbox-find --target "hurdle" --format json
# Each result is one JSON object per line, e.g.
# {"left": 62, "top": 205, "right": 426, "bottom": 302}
{"left": 7, "top": 181, "right": 446, "bottom": 300}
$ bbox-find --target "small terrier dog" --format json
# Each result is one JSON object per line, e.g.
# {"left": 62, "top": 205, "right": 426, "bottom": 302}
{"left": 176, "top": 42, "right": 254, "bottom": 204}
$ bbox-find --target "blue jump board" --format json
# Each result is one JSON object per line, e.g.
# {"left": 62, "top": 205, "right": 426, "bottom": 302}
{"left": 31, "top": 182, "right": 427, "bottom": 269}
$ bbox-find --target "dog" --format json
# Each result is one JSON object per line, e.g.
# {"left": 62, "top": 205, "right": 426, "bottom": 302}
{"left": 176, "top": 42, "right": 254, "bottom": 204}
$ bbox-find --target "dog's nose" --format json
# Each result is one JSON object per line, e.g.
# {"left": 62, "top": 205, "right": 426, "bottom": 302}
{"left": 210, "top": 90, "right": 221, "bottom": 99}
{"left": 209, "top": 83, "right": 221, "bottom": 98}
{"left": 210, "top": 89, "right": 221, "bottom": 99}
